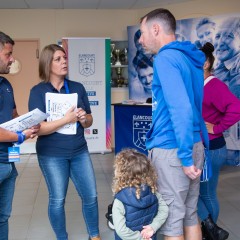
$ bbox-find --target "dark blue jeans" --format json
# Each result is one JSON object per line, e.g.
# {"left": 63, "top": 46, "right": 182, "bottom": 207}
{"left": 198, "top": 145, "right": 227, "bottom": 222}
{"left": 38, "top": 150, "right": 99, "bottom": 240}
{"left": 0, "top": 162, "right": 18, "bottom": 240}
{"left": 226, "top": 149, "right": 240, "bottom": 166}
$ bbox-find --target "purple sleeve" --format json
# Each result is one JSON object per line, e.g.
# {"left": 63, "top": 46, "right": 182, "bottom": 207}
{"left": 211, "top": 80, "right": 240, "bottom": 134}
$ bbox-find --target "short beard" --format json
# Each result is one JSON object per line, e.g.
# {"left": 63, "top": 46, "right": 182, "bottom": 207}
{"left": 0, "top": 66, "right": 10, "bottom": 74}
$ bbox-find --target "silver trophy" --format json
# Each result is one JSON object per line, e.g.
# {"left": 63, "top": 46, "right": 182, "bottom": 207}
{"left": 119, "top": 48, "right": 128, "bottom": 65}
{"left": 110, "top": 43, "right": 116, "bottom": 65}
{"left": 114, "top": 49, "right": 121, "bottom": 66}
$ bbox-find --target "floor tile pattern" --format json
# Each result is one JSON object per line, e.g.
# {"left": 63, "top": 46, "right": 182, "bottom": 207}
{"left": 9, "top": 153, "right": 240, "bottom": 240}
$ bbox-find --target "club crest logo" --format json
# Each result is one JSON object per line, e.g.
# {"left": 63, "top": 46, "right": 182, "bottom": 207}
{"left": 79, "top": 54, "right": 95, "bottom": 77}
{"left": 133, "top": 115, "right": 152, "bottom": 151}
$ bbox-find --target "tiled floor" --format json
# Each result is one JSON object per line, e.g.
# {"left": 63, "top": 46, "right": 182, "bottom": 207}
{"left": 9, "top": 153, "right": 240, "bottom": 240}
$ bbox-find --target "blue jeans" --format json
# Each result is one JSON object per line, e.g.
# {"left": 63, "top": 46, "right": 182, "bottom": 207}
{"left": 226, "top": 149, "right": 240, "bottom": 166}
{"left": 38, "top": 150, "right": 99, "bottom": 240}
{"left": 198, "top": 145, "right": 227, "bottom": 222}
{"left": 0, "top": 162, "right": 18, "bottom": 240}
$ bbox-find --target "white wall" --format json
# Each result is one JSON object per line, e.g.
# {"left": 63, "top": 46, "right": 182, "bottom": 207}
{"left": 0, "top": 9, "right": 138, "bottom": 51}
{"left": 1, "top": 0, "right": 239, "bottom": 50}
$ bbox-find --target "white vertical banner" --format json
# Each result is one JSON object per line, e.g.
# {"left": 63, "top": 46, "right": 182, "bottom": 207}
{"left": 62, "top": 38, "right": 112, "bottom": 153}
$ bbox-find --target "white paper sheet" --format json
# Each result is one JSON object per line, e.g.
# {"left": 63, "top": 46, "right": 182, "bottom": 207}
{"left": 45, "top": 93, "right": 78, "bottom": 135}
{"left": 0, "top": 108, "right": 48, "bottom": 132}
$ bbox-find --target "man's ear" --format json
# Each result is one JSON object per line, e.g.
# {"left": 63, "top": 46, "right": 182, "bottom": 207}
{"left": 152, "top": 23, "right": 160, "bottom": 36}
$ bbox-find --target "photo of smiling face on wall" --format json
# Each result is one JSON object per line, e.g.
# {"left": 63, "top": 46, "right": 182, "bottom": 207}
{"left": 170, "top": 13, "right": 240, "bottom": 158}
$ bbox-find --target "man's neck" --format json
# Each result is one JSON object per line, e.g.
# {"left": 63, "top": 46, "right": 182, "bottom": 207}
{"left": 159, "top": 35, "right": 176, "bottom": 51}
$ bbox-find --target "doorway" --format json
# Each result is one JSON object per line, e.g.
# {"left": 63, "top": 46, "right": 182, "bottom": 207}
{"left": 7, "top": 39, "right": 40, "bottom": 114}
{"left": 6, "top": 39, "right": 40, "bottom": 153}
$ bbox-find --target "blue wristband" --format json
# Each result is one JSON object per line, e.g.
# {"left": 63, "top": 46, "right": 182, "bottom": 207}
{"left": 21, "top": 132, "right": 26, "bottom": 142}
{"left": 15, "top": 131, "right": 26, "bottom": 145}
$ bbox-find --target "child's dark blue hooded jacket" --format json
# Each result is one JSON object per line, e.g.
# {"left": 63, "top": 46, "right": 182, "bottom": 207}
{"left": 114, "top": 186, "right": 158, "bottom": 240}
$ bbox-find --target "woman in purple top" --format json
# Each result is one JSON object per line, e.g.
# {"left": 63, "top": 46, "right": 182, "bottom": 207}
{"left": 198, "top": 42, "right": 240, "bottom": 240}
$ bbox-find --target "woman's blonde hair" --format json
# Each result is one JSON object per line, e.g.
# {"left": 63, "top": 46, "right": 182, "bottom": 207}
{"left": 39, "top": 44, "right": 66, "bottom": 83}
{"left": 112, "top": 148, "right": 158, "bottom": 199}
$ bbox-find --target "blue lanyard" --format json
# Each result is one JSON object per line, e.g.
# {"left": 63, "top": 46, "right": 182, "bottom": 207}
{"left": 64, "top": 79, "right": 80, "bottom": 128}
{"left": 64, "top": 79, "right": 70, "bottom": 94}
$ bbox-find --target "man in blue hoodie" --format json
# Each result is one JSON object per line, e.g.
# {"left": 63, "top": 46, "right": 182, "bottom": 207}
{"left": 139, "top": 9, "right": 206, "bottom": 240}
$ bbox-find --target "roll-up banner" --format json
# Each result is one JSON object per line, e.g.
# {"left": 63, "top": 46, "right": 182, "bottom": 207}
{"left": 62, "top": 38, "right": 112, "bottom": 153}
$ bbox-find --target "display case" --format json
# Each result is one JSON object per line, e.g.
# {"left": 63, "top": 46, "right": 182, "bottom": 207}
{"left": 111, "top": 40, "right": 128, "bottom": 88}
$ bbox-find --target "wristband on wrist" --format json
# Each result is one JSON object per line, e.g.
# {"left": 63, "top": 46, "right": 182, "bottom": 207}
{"left": 15, "top": 131, "right": 26, "bottom": 145}
{"left": 21, "top": 132, "right": 26, "bottom": 141}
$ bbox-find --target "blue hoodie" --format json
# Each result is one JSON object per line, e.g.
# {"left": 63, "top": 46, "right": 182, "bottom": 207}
{"left": 145, "top": 41, "right": 205, "bottom": 167}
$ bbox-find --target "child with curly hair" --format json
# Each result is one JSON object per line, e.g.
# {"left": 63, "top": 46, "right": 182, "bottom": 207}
{"left": 112, "top": 149, "right": 168, "bottom": 240}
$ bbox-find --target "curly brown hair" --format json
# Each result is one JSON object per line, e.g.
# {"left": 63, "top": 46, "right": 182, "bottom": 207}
{"left": 112, "top": 148, "right": 158, "bottom": 199}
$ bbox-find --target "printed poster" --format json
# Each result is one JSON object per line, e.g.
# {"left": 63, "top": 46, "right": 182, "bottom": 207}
{"left": 128, "top": 13, "right": 240, "bottom": 164}
{"left": 175, "top": 13, "right": 240, "bottom": 165}
{"left": 62, "top": 38, "right": 111, "bottom": 153}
